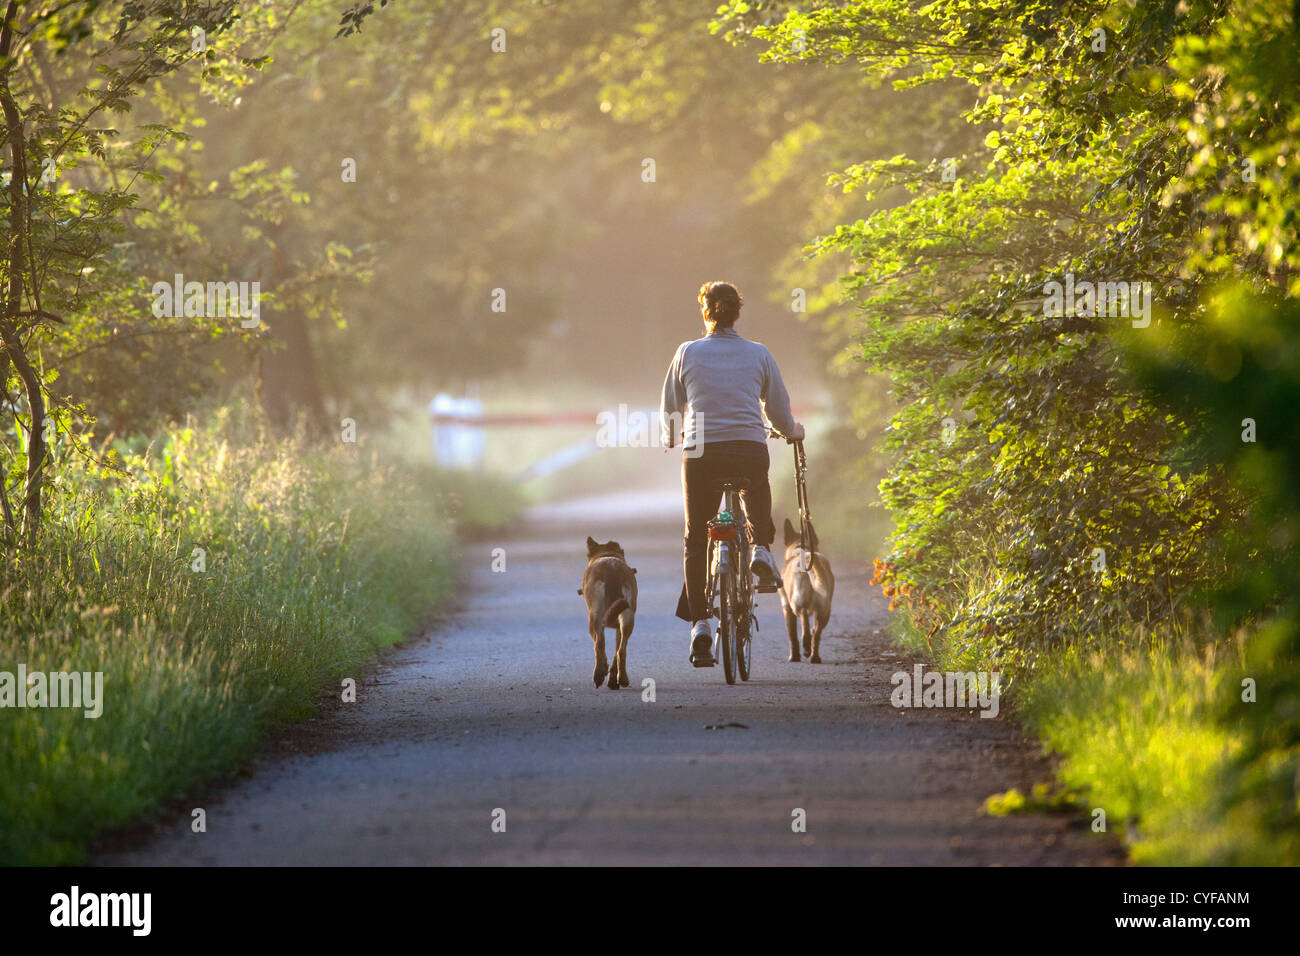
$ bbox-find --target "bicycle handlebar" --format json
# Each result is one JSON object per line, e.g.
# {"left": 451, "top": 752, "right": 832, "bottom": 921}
{"left": 766, "top": 426, "right": 802, "bottom": 445}
{"left": 664, "top": 422, "right": 801, "bottom": 448}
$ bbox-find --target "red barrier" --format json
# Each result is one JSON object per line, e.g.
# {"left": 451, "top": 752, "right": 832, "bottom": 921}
{"left": 430, "top": 406, "right": 817, "bottom": 426}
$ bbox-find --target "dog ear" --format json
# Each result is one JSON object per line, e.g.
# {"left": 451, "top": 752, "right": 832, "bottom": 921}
{"left": 586, "top": 536, "right": 599, "bottom": 554}
{"left": 807, "top": 520, "right": 820, "bottom": 552}
{"left": 784, "top": 517, "right": 799, "bottom": 548}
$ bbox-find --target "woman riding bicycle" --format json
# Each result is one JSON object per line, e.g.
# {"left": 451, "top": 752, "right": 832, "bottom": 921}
{"left": 660, "top": 281, "right": 805, "bottom": 666}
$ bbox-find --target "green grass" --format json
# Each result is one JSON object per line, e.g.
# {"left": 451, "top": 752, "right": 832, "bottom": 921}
{"left": 1016, "top": 638, "right": 1244, "bottom": 863}
{"left": 0, "top": 408, "right": 518, "bottom": 864}
{"left": 882, "top": 559, "right": 1275, "bottom": 863}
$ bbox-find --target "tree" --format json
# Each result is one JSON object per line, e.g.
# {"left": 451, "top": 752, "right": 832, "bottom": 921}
{"left": 716, "top": 0, "right": 1264, "bottom": 658}
{"left": 1, "top": 1, "right": 271, "bottom": 544}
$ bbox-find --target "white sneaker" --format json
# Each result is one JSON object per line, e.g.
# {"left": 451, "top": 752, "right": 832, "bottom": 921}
{"left": 750, "top": 545, "right": 780, "bottom": 586}
{"left": 690, "top": 620, "right": 714, "bottom": 665}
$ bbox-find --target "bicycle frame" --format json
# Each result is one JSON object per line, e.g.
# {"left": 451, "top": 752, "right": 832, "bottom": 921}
{"left": 705, "top": 486, "right": 755, "bottom": 684}
{"left": 704, "top": 489, "right": 746, "bottom": 608}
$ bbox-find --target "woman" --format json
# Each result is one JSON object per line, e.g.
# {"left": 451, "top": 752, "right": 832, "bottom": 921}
{"left": 660, "top": 281, "right": 805, "bottom": 666}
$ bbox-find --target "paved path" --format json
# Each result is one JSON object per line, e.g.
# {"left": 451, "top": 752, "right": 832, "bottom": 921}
{"left": 102, "top": 493, "right": 1121, "bottom": 865}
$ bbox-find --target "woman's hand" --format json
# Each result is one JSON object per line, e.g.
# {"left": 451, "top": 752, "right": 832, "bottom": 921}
{"left": 788, "top": 422, "right": 805, "bottom": 442}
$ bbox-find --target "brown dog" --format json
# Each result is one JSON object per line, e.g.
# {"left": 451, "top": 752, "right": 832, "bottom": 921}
{"left": 778, "top": 517, "right": 835, "bottom": 663}
{"left": 578, "top": 537, "right": 638, "bottom": 689}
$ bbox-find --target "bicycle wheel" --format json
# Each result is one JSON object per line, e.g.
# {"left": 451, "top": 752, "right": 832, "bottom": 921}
{"left": 737, "top": 606, "right": 752, "bottom": 681}
{"left": 719, "top": 574, "right": 737, "bottom": 685}
{"left": 736, "top": 540, "right": 753, "bottom": 681}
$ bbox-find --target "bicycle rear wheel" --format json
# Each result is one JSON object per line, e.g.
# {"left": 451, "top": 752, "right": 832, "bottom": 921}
{"left": 737, "top": 610, "right": 752, "bottom": 681}
{"left": 736, "top": 540, "right": 753, "bottom": 681}
{"left": 719, "top": 576, "right": 737, "bottom": 685}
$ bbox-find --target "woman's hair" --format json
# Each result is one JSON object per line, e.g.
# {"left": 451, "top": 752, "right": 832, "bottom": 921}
{"left": 698, "top": 281, "right": 743, "bottom": 328}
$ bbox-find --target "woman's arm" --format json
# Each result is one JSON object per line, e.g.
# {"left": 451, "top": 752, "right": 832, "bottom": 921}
{"left": 660, "top": 343, "right": 688, "bottom": 447}
{"left": 760, "top": 346, "right": 803, "bottom": 439}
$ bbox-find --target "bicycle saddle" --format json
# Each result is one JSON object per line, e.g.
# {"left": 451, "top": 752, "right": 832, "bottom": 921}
{"left": 715, "top": 476, "right": 752, "bottom": 492}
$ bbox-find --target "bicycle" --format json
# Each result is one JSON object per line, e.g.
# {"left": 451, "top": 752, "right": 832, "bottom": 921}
{"left": 703, "top": 430, "right": 792, "bottom": 684}
{"left": 703, "top": 477, "right": 758, "bottom": 684}
{"left": 667, "top": 421, "right": 796, "bottom": 685}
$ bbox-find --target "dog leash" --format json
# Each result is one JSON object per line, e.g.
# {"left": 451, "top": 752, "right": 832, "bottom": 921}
{"left": 793, "top": 439, "right": 812, "bottom": 564}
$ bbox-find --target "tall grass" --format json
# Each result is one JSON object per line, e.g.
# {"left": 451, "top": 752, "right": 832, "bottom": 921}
{"left": 0, "top": 409, "right": 516, "bottom": 864}
{"left": 1016, "top": 638, "right": 1245, "bottom": 863}
{"left": 885, "top": 560, "right": 1270, "bottom": 863}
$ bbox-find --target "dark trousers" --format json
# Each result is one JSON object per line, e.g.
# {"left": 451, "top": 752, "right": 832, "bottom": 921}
{"left": 676, "top": 440, "right": 773, "bottom": 622}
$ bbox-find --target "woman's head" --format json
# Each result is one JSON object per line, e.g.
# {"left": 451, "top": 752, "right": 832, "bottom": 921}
{"left": 698, "top": 281, "right": 743, "bottom": 329}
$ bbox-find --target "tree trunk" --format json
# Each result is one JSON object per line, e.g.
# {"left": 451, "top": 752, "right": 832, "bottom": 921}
{"left": 257, "top": 306, "right": 327, "bottom": 435}
{"left": 0, "top": 0, "right": 46, "bottom": 544}
{"left": 255, "top": 239, "right": 326, "bottom": 437}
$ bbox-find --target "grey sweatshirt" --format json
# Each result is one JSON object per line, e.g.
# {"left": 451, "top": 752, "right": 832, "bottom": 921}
{"left": 660, "top": 327, "right": 798, "bottom": 449}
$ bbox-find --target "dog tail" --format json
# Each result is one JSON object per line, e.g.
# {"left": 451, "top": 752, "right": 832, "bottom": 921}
{"left": 604, "top": 597, "right": 629, "bottom": 628}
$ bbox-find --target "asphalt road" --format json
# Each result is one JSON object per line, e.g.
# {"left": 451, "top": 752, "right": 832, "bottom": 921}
{"left": 102, "top": 488, "right": 1122, "bottom": 866}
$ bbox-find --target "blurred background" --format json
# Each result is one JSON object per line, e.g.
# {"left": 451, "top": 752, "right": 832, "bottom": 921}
{"left": 35, "top": 0, "right": 902, "bottom": 555}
